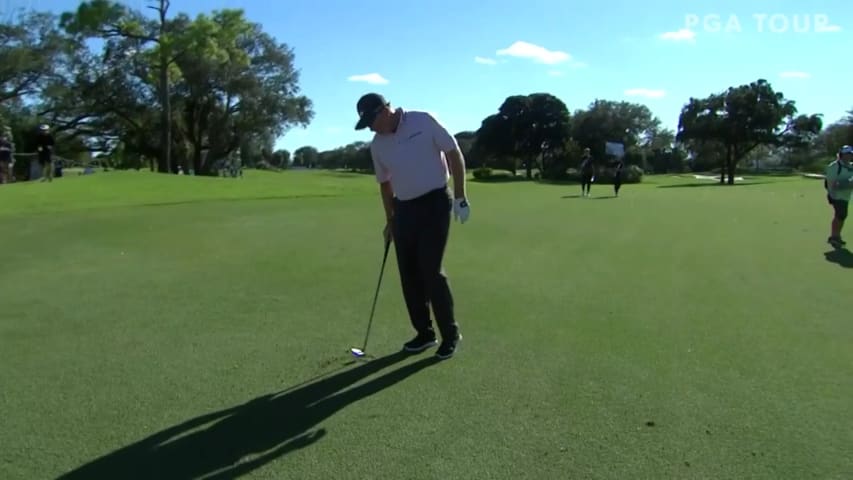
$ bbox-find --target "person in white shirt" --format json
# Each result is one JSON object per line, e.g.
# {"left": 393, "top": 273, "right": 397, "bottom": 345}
{"left": 355, "top": 93, "right": 470, "bottom": 360}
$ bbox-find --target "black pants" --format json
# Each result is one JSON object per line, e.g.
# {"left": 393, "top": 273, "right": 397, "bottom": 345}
{"left": 614, "top": 174, "right": 622, "bottom": 195}
{"left": 392, "top": 187, "right": 458, "bottom": 340}
{"left": 828, "top": 194, "right": 849, "bottom": 221}
{"left": 580, "top": 173, "right": 593, "bottom": 193}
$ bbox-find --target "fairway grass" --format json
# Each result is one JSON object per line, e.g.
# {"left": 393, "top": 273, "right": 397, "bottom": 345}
{"left": 1, "top": 170, "right": 849, "bottom": 479}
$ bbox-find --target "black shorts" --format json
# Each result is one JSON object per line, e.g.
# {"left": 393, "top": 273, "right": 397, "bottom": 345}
{"left": 581, "top": 173, "right": 593, "bottom": 184}
{"left": 828, "top": 195, "right": 849, "bottom": 221}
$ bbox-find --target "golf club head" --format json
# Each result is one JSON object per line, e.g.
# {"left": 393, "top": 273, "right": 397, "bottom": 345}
{"left": 350, "top": 347, "right": 368, "bottom": 359}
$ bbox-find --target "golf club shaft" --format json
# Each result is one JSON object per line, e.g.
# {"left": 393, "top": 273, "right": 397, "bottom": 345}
{"left": 361, "top": 238, "right": 391, "bottom": 351}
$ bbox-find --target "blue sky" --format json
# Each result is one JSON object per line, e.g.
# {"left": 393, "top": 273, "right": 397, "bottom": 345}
{"left": 8, "top": 0, "right": 852, "bottom": 153}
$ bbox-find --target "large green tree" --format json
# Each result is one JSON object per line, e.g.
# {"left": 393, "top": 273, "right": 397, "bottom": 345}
{"left": 676, "top": 78, "right": 822, "bottom": 184}
{"left": 473, "top": 93, "right": 571, "bottom": 179}
{"left": 1, "top": 11, "right": 69, "bottom": 104}
{"left": 61, "top": 0, "right": 183, "bottom": 172}
{"left": 571, "top": 99, "right": 661, "bottom": 164}
{"left": 472, "top": 111, "right": 519, "bottom": 175}
{"left": 34, "top": 2, "right": 311, "bottom": 175}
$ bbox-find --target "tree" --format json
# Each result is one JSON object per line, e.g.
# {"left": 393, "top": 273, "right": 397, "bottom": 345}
{"left": 676, "top": 78, "right": 822, "bottom": 184}
{"left": 0, "top": 11, "right": 69, "bottom": 104}
{"left": 571, "top": 99, "right": 661, "bottom": 167}
{"left": 42, "top": 3, "right": 311, "bottom": 175}
{"left": 522, "top": 93, "right": 572, "bottom": 178}
{"left": 813, "top": 109, "right": 853, "bottom": 158}
{"left": 472, "top": 113, "right": 517, "bottom": 175}
{"left": 473, "top": 93, "right": 571, "bottom": 179}
{"left": 167, "top": 9, "right": 311, "bottom": 175}
{"left": 272, "top": 149, "right": 290, "bottom": 167}
{"left": 293, "top": 146, "right": 318, "bottom": 168}
{"left": 453, "top": 131, "right": 483, "bottom": 169}
{"left": 62, "top": 0, "right": 193, "bottom": 173}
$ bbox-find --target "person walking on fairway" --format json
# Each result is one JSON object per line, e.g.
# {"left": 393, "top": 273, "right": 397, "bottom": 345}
{"left": 825, "top": 145, "right": 853, "bottom": 248}
{"left": 355, "top": 93, "right": 470, "bottom": 360}
{"left": 613, "top": 159, "right": 624, "bottom": 197}
{"left": 0, "top": 132, "right": 12, "bottom": 184}
{"left": 579, "top": 148, "right": 595, "bottom": 197}
{"left": 35, "top": 124, "right": 55, "bottom": 182}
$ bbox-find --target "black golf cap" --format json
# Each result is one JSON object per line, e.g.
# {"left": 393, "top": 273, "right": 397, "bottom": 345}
{"left": 355, "top": 93, "right": 389, "bottom": 130}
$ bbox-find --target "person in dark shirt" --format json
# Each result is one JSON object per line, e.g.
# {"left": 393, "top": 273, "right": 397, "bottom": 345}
{"left": 35, "top": 124, "right": 55, "bottom": 182}
{"left": 0, "top": 133, "right": 12, "bottom": 184}
{"left": 613, "top": 159, "right": 624, "bottom": 197}
{"left": 579, "top": 148, "right": 595, "bottom": 197}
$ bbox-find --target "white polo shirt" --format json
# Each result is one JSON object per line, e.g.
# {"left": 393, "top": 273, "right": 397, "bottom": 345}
{"left": 370, "top": 109, "right": 460, "bottom": 201}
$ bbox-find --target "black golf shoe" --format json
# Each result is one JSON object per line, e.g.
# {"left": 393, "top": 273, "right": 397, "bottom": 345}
{"left": 403, "top": 333, "right": 437, "bottom": 353}
{"left": 828, "top": 236, "right": 846, "bottom": 248}
{"left": 436, "top": 334, "right": 462, "bottom": 360}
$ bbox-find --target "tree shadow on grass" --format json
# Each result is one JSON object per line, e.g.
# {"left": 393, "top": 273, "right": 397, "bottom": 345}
{"left": 824, "top": 247, "right": 853, "bottom": 268}
{"left": 135, "top": 194, "right": 343, "bottom": 209}
{"left": 657, "top": 182, "right": 769, "bottom": 189}
{"left": 560, "top": 194, "right": 617, "bottom": 199}
{"left": 470, "top": 176, "right": 529, "bottom": 184}
{"left": 58, "top": 351, "right": 437, "bottom": 480}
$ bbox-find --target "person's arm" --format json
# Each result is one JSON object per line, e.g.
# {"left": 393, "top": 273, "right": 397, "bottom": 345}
{"left": 428, "top": 113, "right": 467, "bottom": 199}
{"left": 380, "top": 181, "right": 394, "bottom": 222}
{"left": 446, "top": 149, "right": 466, "bottom": 200}
{"left": 371, "top": 144, "right": 394, "bottom": 221}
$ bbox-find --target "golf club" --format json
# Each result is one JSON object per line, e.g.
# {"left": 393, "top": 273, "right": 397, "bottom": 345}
{"left": 350, "top": 236, "right": 391, "bottom": 359}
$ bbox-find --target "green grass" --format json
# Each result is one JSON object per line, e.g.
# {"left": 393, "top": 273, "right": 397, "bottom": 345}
{"left": 1, "top": 170, "right": 850, "bottom": 479}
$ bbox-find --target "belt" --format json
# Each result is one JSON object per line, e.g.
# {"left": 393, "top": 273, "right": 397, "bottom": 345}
{"left": 396, "top": 187, "right": 448, "bottom": 204}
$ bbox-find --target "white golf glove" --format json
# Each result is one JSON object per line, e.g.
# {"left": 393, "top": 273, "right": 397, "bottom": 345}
{"left": 453, "top": 198, "right": 470, "bottom": 223}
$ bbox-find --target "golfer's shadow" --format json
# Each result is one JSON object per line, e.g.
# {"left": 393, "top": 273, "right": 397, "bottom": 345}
{"left": 824, "top": 247, "right": 853, "bottom": 268}
{"left": 58, "top": 351, "right": 435, "bottom": 480}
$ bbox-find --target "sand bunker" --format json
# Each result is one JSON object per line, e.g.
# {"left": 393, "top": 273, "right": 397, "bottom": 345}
{"left": 693, "top": 174, "right": 745, "bottom": 181}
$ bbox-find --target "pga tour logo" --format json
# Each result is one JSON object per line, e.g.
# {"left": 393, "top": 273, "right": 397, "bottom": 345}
{"left": 685, "top": 13, "right": 839, "bottom": 33}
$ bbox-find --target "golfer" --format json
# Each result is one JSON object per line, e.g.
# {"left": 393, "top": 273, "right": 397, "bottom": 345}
{"left": 355, "top": 93, "right": 469, "bottom": 359}
{"left": 35, "top": 124, "right": 55, "bottom": 182}
{"left": 579, "top": 148, "right": 595, "bottom": 197}
{"left": 613, "top": 159, "right": 624, "bottom": 197}
{"left": 825, "top": 145, "right": 853, "bottom": 248}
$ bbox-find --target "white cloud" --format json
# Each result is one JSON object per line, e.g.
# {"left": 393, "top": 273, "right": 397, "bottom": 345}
{"left": 496, "top": 41, "right": 571, "bottom": 64}
{"left": 474, "top": 56, "right": 497, "bottom": 65}
{"left": 347, "top": 73, "right": 389, "bottom": 85}
{"left": 779, "top": 71, "right": 811, "bottom": 79}
{"left": 658, "top": 28, "right": 696, "bottom": 42}
{"left": 624, "top": 88, "right": 666, "bottom": 99}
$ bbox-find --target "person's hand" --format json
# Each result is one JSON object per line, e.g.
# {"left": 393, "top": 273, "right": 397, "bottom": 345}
{"left": 383, "top": 221, "right": 393, "bottom": 244}
{"left": 453, "top": 198, "right": 470, "bottom": 224}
